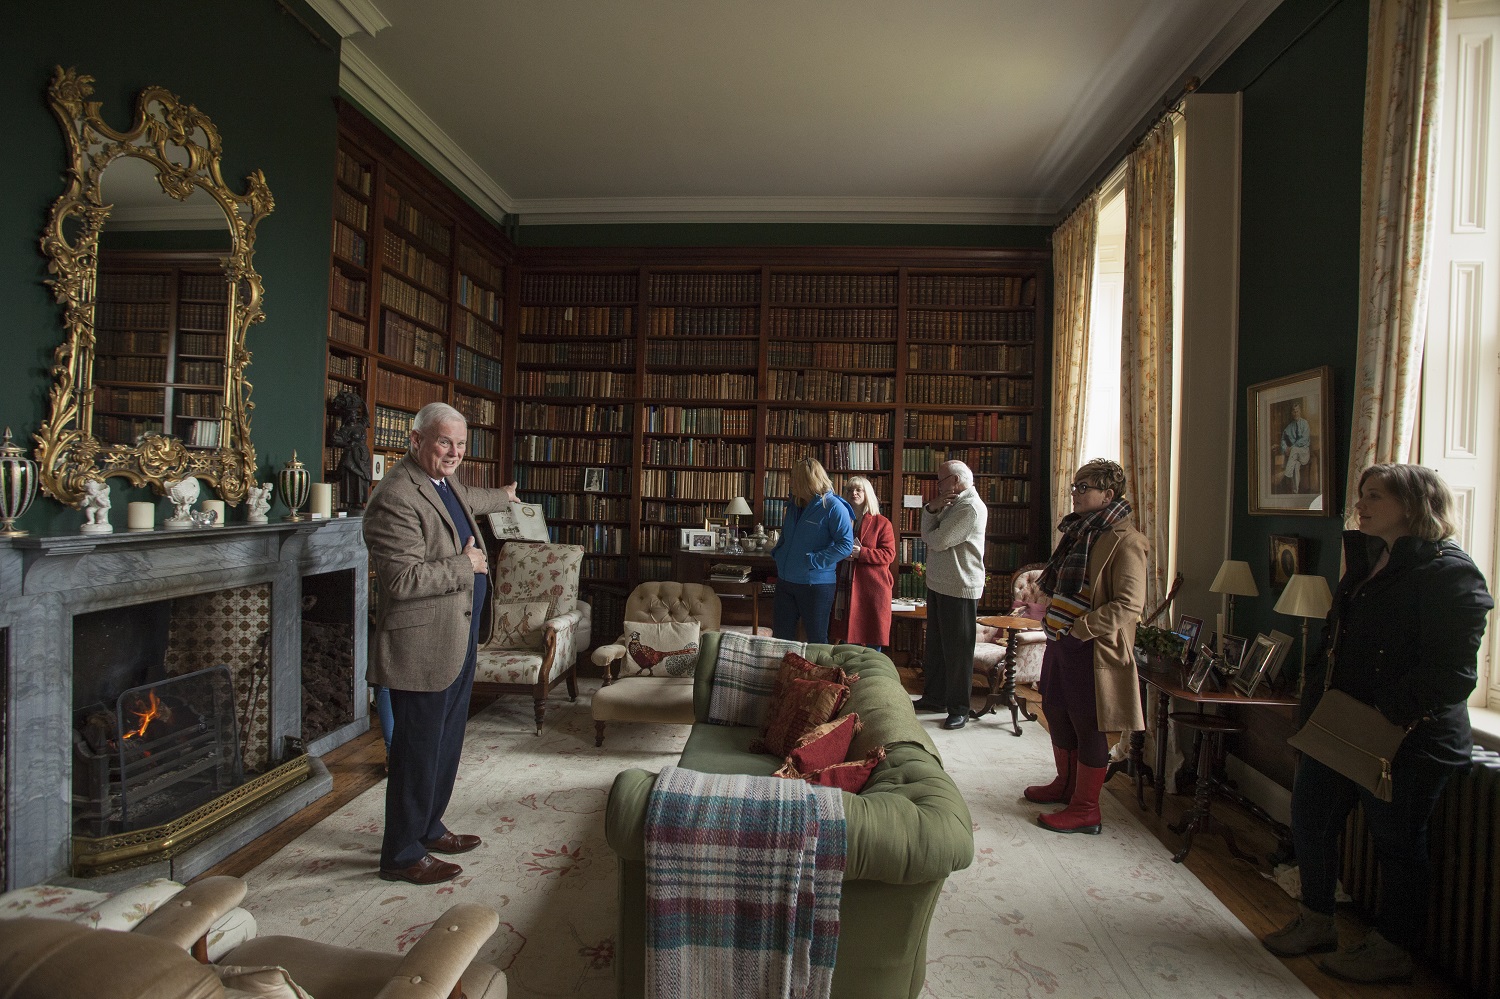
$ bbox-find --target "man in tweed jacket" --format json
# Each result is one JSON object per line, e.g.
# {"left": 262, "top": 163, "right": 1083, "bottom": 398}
{"left": 914, "top": 460, "right": 988, "bottom": 730}
{"left": 363, "top": 402, "right": 516, "bottom": 884}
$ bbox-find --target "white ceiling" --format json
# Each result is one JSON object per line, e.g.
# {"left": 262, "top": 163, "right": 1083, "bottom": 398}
{"left": 311, "top": 0, "right": 1283, "bottom": 227}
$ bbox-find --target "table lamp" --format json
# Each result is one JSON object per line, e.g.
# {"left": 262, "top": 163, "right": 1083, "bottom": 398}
{"left": 1274, "top": 573, "right": 1333, "bottom": 694}
{"left": 1209, "top": 559, "right": 1258, "bottom": 636}
{"left": 723, "top": 496, "right": 751, "bottom": 554}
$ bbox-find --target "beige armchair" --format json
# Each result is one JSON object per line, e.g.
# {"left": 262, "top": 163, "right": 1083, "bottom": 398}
{"left": 977, "top": 562, "right": 1047, "bottom": 687}
{"left": 590, "top": 582, "right": 721, "bottom": 747}
{"left": 475, "top": 541, "right": 592, "bottom": 734}
{"left": 0, "top": 876, "right": 506, "bottom": 999}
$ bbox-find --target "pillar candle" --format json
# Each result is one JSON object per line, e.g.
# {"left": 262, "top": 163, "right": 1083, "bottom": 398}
{"left": 310, "top": 482, "right": 333, "bottom": 519}
{"left": 1215, "top": 613, "right": 1225, "bottom": 655}
{"left": 127, "top": 501, "right": 155, "bottom": 531}
{"left": 199, "top": 499, "right": 226, "bottom": 526}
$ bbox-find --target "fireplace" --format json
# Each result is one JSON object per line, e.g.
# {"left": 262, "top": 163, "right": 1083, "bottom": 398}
{"left": 0, "top": 519, "right": 367, "bottom": 890}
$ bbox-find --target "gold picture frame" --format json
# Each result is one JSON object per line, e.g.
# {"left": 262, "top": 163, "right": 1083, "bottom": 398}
{"left": 1247, "top": 366, "right": 1333, "bottom": 516}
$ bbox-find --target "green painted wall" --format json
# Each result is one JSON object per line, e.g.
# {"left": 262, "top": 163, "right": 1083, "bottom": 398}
{"left": 1204, "top": 0, "right": 1367, "bottom": 649}
{"left": 2, "top": 1, "right": 340, "bottom": 534}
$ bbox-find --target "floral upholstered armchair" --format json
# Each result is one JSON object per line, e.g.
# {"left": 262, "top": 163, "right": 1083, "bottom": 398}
{"left": 475, "top": 541, "right": 592, "bottom": 734}
{"left": 974, "top": 563, "right": 1047, "bottom": 686}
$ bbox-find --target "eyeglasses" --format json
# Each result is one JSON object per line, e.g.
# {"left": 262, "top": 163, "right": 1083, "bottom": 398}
{"left": 1070, "top": 482, "right": 1103, "bottom": 495}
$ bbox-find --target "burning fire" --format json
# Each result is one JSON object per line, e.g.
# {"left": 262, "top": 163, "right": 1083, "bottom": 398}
{"left": 122, "top": 689, "right": 173, "bottom": 740}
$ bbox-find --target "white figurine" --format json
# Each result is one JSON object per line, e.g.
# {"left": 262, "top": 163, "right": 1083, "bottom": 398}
{"left": 78, "top": 478, "right": 113, "bottom": 535}
{"left": 246, "top": 481, "right": 273, "bottom": 524}
{"left": 163, "top": 476, "right": 200, "bottom": 530}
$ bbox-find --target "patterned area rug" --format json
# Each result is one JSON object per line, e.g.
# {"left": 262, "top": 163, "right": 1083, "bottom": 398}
{"left": 242, "top": 682, "right": 1312, "bottom": 998}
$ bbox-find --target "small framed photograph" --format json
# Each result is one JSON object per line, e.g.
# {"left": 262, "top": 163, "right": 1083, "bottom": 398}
{"left": 371, "top": 453, "right": 386, "bottom": 481}
{"left": 582, "top": 467, "right": 606, "bottom": 493}
{"left": 1266, "top": 629, "right": 1295, "bottom": 688}
{"left": 1269, "top": 534, "right": 1310, "bottom": 589}
{"left": 1220, "top": 634, "right": 1248, "bottom": 675}
{"left": 704, "top": 515, "right": 728, "bottom": 532}
{"left": 680, "top": 528, "right": 716, "bottom": 550}
{"left": 1174, "top": 615, "right": 1204, "bottom": 664}
{"left": 1234, "top": 634, "right": 1283, "bottom": 697}
{"left": 1187, "top": 654, "right": 1218, "bottom": 694}
{"left": 1248, "top": 365, "right": 1333, "bottom": 516}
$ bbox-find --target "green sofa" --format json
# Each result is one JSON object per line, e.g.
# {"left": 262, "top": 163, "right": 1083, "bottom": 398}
{"left": 604, "top": 635, "right": 974, "bottom": 999}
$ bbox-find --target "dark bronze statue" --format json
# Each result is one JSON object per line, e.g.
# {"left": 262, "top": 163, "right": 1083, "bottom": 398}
{"left": 329, "top": 391, "right": 372, "bottom": 511}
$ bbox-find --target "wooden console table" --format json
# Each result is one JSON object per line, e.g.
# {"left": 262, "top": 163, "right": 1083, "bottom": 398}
{"left": 668, "top": 548, "right": 775, "bottom": 630}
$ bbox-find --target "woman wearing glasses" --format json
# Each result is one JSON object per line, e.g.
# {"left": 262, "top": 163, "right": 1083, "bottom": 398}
{"left": 1024, "top": 458, "right": 1148, "bottom": 834}
{"left": 771, "top": 457, "right": 856, "bottom": 643}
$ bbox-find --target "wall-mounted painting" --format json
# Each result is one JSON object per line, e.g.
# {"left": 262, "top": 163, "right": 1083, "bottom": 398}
{"left": 1248, "top": 366, "right": 1333, "bottom": 515}
{"left": 1269, "top": 534, "right": 1310, "bottom": 589}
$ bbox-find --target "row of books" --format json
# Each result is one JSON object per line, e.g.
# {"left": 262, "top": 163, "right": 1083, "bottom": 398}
{"left": 383, "top": 182, "right": 451, "bottom": 254}
{"left": 456, "top": 311, "right": 502, "bottom": 358}
{"left": 334, "top": 186, "right": 370, "bottom": 230}
{"left": 648, "top": 273, "right": 759, "bottom": 302}
{"left": 376, "top": 367, "right": 443, "bottom": 411}
{"left": 765, "top": 409, "right": 892, "bottom": 438}
{"left": 642, "top": 405, "right": 751, "bottom": 435}
{"left": 768, "top": 341, "right": 896, "bottom": 369}
{"left": 638, "top": 556, "right": 672, "bottom": 580}
{"left": 518, "top": 339, "right": 635, "bottom": 367}
{"left": 897, "top": 538, "right": 928, "bottom": 563}
{"left": 457, "top": 275, "right": 502, "bottom": 323}
{"left": 897, "top": 505, "right": 1030, "bottom": 536}
{"left": 454, "top": 392, "right": 497, "bottom": 426}
{"left": 641, "top": 372, "right": 755, "bottom": 399}
{"left": 97, "top": 301, "right": 170, "bottom": 328}
{"left": 515, "top": 401, "right": 633, "bottom": 433}
{"left": 468, "top": 426, "right": 496, "bottom": 460}
{"left": 768, "top": 274, "right": 898, "bottom": 305}
{"left": 331, "top": 269, "right": 368, "bottom": 317}
{"left": 905, "top": 375, "right": 1032, "bottom": 406}
{"left": 380, "top": 312, "right": 448, "bottom": 376}
{"left": 454, "top": 347, "right": 504, "bottom": 393}
{"left": 176, "top": 390, "right": 221, "bottom": 417}
{"left": 93, "top": 414, "right": 162, "bottom": 443}
{"left": 986, "top": 541, "right": 1030, "bottom": 571}
{"left": 583, "top": 555, "right": 630, "bottom": 580}
{"left": 518, "top": 305, "right": 635, "bottom": 337}
{"left": 638, "top": 524, "right": 687, "bottom": 554}
{"left": 454, "top": 460, "right": 503, "bottom": 489}
{"left": 329, "top": 312, "right": 366, "bottom": 349}
{"left": 645, "top": 306, "right": 759, "bottom": 337}
{"left": 908, "top": 343, "right": 1031, "bottom": 372}
{"left": 641, "top": 437, "right": 751, "bottom": 466}
{"left": 766, "top": 308, "right": 897, "bottom": 339}
{"left": 765, "top": 441, "right": 890, "bottom": 471}
{"left": 94, "top": 387, "right": 164, "bottom": 414}
{"left": 522, "top": 274, "right": 638, "bottom": 304}
{"left": 381, "top": 272, "right": 448, "bottom": 330}
{"left": 766, "top": 370, "right": 894, "bottom": 402}
{"left": 335, "top": 147, "right": 372, "bottom": 196}
{"left": 178, "top": 303, "right": 227, "bottom": 332}
{"left": 645, "top": 339, "right": 757, "bottom": 367}
{"left": 904, "top": 411, "right": 1030, "bottom": 443}
{"left": 639, "top": 469, "right": 753, "bottom": 500}
{"left": 760, "top": 471, "right": 893, "bottom": 505}
{"left": 326, "top": 352, "right": 363, "bottom": 380}
{"left": 518, "top": 369, "right": 633, "bottom": 397}
{"left": 456, "top": 244, "right": 504, "bottom": 289}
{"left": 97, "top": 330, "right": 169, "bottom": 355}
{"left": 515, "top": 464, "right": 629, "bottom": 493}
{"left": 98, "top": 271, "right": 170, "bottom": 300}
{"left": 553, "top": 524, "right": 627, "bottom": 553}
{"left": 382, "top": 230, "right": 449, "bottom": 294}
{"left": 179, "top": 333, "right": 225, "bottom": 357}
{"left": 181, "top": 274, "right": 228, "bottom": 301}
{"left": 96, "top": 356, "right": 167, "bottom": 382}
{"left": 181, "top": 418, "right": 222, "bottom": 448}
{"left": 908, "top": 310, "right": 1034, "bottom": 341}
{"left": 530, "top": 492, "right": 630, "bottom": 521}
{"left": 514, "top": 432, "right": 632, "bottom": 463}
{"left": 373, "top": 404, "right": 415, "bottom": 449}
{"left": 902, "top": 445, "right": 1030, "bottom": 475}
{"left": 641, "top": 501, "right": 712, "bottom": 525}
{"left": 908, "top": 275, "right": 1037, "bottom": 307}
{"left": 333, "top": 221, "right": 368, "bottom": 267}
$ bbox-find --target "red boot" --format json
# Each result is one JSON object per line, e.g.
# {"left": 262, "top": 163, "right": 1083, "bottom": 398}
{"left": 1024, "top": 746, "right": 1076, "bottom": 804}
{"left": 1038, "top": 763, "right": 1106, "bottom": 835}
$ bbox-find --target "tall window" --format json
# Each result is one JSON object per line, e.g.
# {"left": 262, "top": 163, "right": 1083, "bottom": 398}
{"left": 1082, "top": 182, "right": 1125, "bottom": 462}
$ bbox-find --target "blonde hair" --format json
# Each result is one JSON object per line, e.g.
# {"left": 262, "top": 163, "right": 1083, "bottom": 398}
{"left": 846, "top": 475, "right": 880, "bottom": 517}
{"left": 791, "top": 456, "right": 833, "bottom": 507}
{"left": 1358, "top": 463, "right": 1457, "bottom": 542}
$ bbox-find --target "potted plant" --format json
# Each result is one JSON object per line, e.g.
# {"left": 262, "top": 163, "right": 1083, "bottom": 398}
{"left": 1134, "top": 623, "right": 1186, "bottom": 672}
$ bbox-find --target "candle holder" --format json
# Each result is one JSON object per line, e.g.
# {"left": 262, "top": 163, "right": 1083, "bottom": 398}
{"left": 0, "top": 427, "right": 40, "bottom": 537}
{"left": 278, "top": 452, "right": 312, "bottom": 522}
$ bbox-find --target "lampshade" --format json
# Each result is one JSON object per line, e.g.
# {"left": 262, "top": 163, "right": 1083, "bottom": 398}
{"left": 1274, "top": 573, "right": 1333, "bottom": 619}
{"left": 1209, "top": 559, "right": 1258, "bottom": 597}
{"left": 723, "top": 496, "right": 752, "bottom": 517}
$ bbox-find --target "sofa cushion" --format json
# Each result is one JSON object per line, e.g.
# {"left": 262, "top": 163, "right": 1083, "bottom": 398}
{"left": 623, "top": 620, "right": 700, "bottom": 677}
{"left": 680, "top": 723, "right": 784, "bottom": 776}
{"left": 485, "top": 600, "right": 548, "bottom": 652}
{"left": 757, "top": 677, "right": 849, "bottom": 757}
{"left": 804, "top": 747, "right": 886, "bottom": 793}
{"left": 215, "top": 964, "right": 314, "bottom": 999}
{"left": 787, "top": 713, "right": 861, "bottom": 774}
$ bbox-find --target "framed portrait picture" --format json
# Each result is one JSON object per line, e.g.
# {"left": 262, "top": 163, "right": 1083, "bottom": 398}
{"left": 1269, "top": 534, "right": 1310, "bottom": 589}
{"left": 371, "top": 453, "right": 386, "bottom": 481}
{"left": 1265, "top": 629, "right": 1295, "bottom": 688}
{"left": 1220, "top": 634, "right": 1248, "bottom": 675}
{"left": 704, "top": 515, "right": 728, "bottom": 532}
{"left": 1187, "top": 654, "right": 1217, "bottom": 694}
{"left": 1248, "top": 365, "right": 1333, "bottom": 516}
{"left": 1234, "top": 634, "right": 1284, "bottom": 697}
{"left": 582, "top": 467, "right": 606, "bottom": 493}
{"left": 680, "top": 528, "right": 716, "bottom": 550}
{"left": 1174, "top": 615, "right": 1204, "bottom": 664}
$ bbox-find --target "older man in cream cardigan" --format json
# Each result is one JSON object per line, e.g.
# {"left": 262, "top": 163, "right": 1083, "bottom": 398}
{"left": 913, "top": 460, "right": 988, "bottom": 730}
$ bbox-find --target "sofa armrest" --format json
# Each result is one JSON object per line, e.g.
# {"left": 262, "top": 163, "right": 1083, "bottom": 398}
{"left": 375, "top": 903, "right": 499, "bottom": 999}
{"left": 132, "top": 876, "right": 247, "bottom": 953}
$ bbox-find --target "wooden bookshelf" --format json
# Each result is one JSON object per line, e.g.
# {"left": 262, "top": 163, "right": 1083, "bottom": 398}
{"left": 323, "top": 103, "right": 510, "bottom": 503}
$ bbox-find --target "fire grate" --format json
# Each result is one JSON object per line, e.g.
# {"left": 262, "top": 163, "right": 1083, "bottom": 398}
{"left": 73, "top": 665, "right": 244, "bottom": 835}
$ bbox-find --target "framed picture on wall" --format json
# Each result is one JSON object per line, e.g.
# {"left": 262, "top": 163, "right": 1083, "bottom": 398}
{"left": 1247, "top": 365, "right": 1333, "bottom": 516}
{"left": 1269, "top": 534, "right": 1310, "bottom": 588}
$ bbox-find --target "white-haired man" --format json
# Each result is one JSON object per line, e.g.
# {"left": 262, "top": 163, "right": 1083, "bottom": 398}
{"left": 913, "top": 460, "right": 988, "bottom": 730}
{"left": 363, "top": 401, "right": 517, "bottom": 884}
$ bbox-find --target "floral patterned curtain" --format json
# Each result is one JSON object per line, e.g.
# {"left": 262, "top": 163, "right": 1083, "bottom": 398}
{"left": 1344, "top": 0, "right": 1446, "bottom": 523}
{"left": 1050, "top": 194, "right": 1098, "bottom": 538}
{"left": 1121, "top": 120, "right": 1176, "bottom": 612}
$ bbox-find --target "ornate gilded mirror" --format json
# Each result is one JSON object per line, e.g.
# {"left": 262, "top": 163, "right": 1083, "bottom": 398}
{"left": 36, "top": 66, "right": 273, "bottom": 504}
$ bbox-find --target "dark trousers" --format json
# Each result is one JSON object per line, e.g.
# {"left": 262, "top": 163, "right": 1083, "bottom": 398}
{"left": 921, "top": 589, "right": 976, "bottom": 714}
{"left": 380, "top": 632, "right": 478, "bottom": 870}
{"left": 1291, "top": 752, "right": 1455, "bottom": 949}
{"left": 773, "top": 581, "right": 836, "bottom": 644}
{"left": 1037, "top": 634, "right": 1109, "bottom": 767}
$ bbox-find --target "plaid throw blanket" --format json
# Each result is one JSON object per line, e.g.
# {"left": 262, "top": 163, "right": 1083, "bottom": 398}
{"left": 645, "top": 766, "right": 847, "bottom": 999}
{"left": 707, "top": 631, "right": 807, "bottom": 727}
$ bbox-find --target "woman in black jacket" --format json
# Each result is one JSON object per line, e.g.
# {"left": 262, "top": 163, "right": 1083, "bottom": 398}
{"left": 1263, "top": 464, "right": 1492, "bottom": 983}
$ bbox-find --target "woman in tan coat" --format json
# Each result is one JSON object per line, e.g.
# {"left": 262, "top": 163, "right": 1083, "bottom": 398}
{"left": 1024, "top": 459, "right": 1148, "bottom": 834}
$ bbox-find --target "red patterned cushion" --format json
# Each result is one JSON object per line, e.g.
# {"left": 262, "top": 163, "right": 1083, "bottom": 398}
{"left": 756, "top": 677, "right": 849, "bottom": 757}
{"left": 806, "top": 747, "right": 886, "bottom": 792}
{"left": 762, "top": 652, "right": 850, "bottom": 730}
{"left": 787, "top": 713, "right": 861, "bottom": 774}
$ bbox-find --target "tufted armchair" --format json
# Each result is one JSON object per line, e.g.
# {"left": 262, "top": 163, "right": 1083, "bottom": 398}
{"left": 590, "top": 582, "right": 721, "bottom": 747}
{"left": 475, "top": 541, "right": 592, "bottom": 735}
{"left": 975, "top": 562, "right": 1047, "bottom": 686}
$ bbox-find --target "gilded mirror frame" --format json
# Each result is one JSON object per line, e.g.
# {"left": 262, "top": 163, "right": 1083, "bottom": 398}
{"left": 36, "top": 66, "right": 273, "bottom": 504}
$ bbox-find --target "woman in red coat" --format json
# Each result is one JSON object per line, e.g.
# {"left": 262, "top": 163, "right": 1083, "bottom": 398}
{"left": 831, "top": 475, "right": 896, "bottom": 649}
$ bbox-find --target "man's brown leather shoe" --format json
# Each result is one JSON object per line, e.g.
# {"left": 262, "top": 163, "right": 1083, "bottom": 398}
{"left": 422, "top": 831, "right": 482, "bottom": 855}
{"left": 378, "top": 853, "right": 462, "bottom": 885}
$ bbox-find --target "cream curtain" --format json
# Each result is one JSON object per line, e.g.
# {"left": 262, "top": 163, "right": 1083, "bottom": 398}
{"left": 1049, "top": 194, "right": 1098, "bottom": 537}
{"left": 1344, "top": 0, "right": 1445, "bottom": 522}
{"left": 1121, "top": 121, "right": 1176, "bottom": 612}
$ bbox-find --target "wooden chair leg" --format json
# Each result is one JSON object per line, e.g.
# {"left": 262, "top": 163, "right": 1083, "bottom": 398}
{"left": 533, "top": 696, "right": 545, "bottom": 735}
{"left": 566, "top": 665, "right": 578, "bottom": 700}
{"left": 595, "top": 720, "right": 606, "bottom": 747}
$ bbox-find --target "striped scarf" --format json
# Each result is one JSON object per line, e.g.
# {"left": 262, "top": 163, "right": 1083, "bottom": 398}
{"left": 1038, "top": 499, "right": 1132, "bottom": 639}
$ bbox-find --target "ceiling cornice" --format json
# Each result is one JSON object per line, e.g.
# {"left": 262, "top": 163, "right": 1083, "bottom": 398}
{"left": 512, "top": 197, "right": 1059, "bottom": 227}
{"left": 303, "top": 0, "right": 389, "bottom": 39}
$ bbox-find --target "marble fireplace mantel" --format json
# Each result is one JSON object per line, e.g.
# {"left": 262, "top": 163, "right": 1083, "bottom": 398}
{"left": 0, "top": 518, "right": 368, "bottom": 890}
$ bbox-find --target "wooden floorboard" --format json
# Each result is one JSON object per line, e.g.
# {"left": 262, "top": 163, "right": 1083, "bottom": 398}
{"left": 199, "top": 684, "right": 1469, "bottom": 997}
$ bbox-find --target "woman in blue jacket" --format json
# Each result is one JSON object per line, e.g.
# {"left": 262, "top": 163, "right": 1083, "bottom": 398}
{"left": 771, "top": 457, "right": 855, "bottom": 643}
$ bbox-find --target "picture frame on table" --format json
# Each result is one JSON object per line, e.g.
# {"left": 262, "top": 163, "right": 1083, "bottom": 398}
{"left": 1202, "top": 633, "right": 1248, "bottom": 675}
{"left": 1248, "top": 365, "right": 1333, "bottom": 516}
{"left": 1265, "top": 629, "right": 1295, "bottom": 688}
{"left": 1187, "top": 653, "right": 1218, "bottom": 694}
{"left": 1234, "top": 633, "right": 1285, "bottom": 697}
{"left": 582, "top": 467, "right": 606, "bottom": 493}
{"left": 704, "top": 515, "right": 728, "bottom": 532}
{"left": 680, "top": 528, "right": 716, "bottom": 551}
{"left": 1270, "top": 534, "right": 1310, "bottom": 589}
{"left": 1174, "top": 615, "right": 1204, "bottom": 664}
